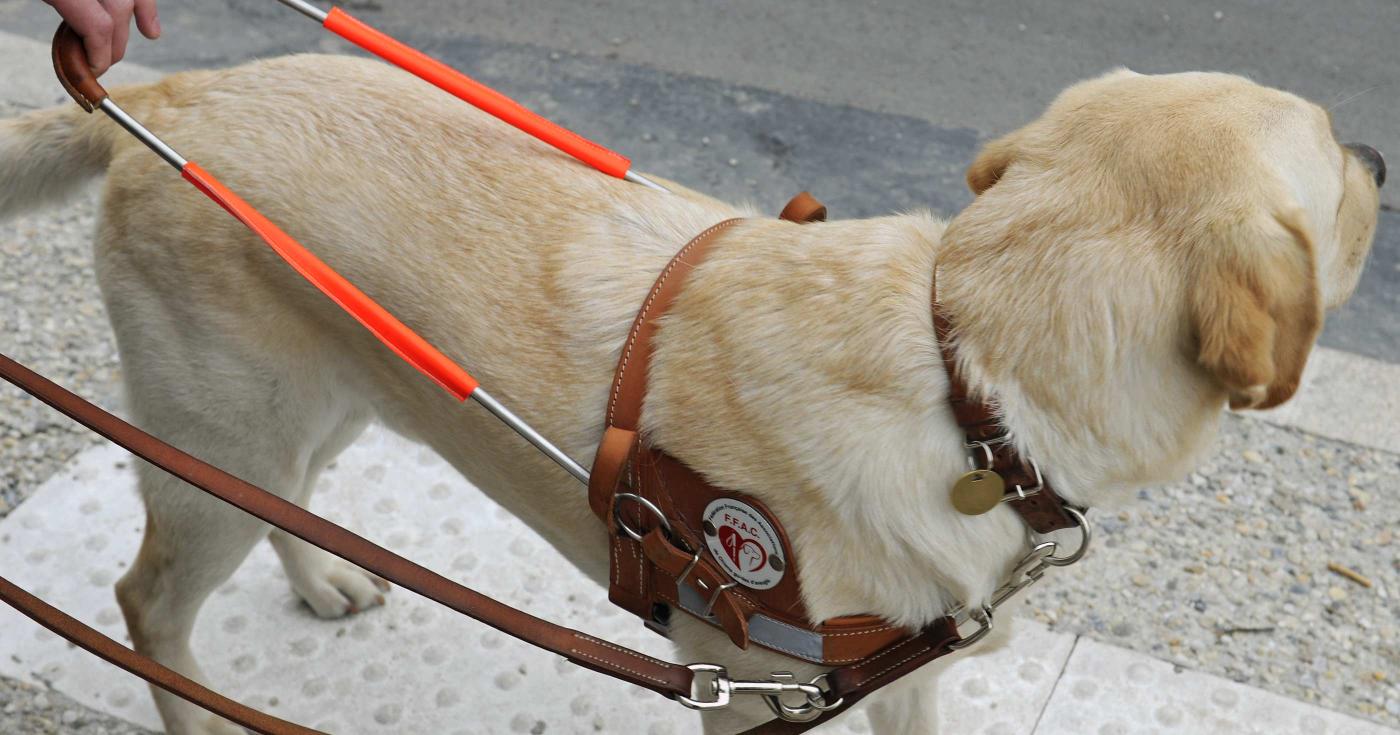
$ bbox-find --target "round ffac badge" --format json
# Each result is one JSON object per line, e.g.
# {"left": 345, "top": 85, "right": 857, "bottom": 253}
{"left": 702, "top": 498, "right": 786, "bottom": 590}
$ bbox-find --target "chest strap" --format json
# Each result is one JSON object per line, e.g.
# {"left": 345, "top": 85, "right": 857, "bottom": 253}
{"left": 587, "top": 196, "right": 915, "bottom": 666}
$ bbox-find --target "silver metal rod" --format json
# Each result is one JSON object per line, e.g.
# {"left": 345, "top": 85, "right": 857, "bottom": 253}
{"left": 470, "top": 388, "right": 591, "bottom": 485}
{"left": 624, "top": 170, "right": 669, "bottom": 192}
{"left": 98, "top": 100, "right": 186, "bottom": 170}
{"left": 275, "top": 0, "right": 329, "bottom": 22}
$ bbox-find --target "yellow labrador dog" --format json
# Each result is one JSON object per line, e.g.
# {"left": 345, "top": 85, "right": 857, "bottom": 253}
{"left": 0, "top": 59, "right": 1382, "bottom": 734}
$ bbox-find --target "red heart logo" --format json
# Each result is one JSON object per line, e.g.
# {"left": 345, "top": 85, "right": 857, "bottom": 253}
{"left": 718, "top": 526, "right": 767, "bottom": 572}
{"left": 718, "top": 525, "right": 742, "bottom": 565}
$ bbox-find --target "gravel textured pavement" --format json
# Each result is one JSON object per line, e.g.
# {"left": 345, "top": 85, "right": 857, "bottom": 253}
{"left": 0, "top": 677, "right": 153, "bottom": 735}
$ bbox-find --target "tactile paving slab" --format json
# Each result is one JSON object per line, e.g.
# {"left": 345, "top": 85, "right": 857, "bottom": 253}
{"left": 1036, "top": 638, "right": 1395, "bottom": 735}
{"left": 0, "top": 426, "right": 1083, "bottom": 734}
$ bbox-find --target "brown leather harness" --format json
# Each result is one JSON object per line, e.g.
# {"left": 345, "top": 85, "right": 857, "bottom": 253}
{"left": 578, "top": 194, "right": 1088, "bottom": 723}
{"left": 0, "top": 27, "right": 1091, "bottom": 735}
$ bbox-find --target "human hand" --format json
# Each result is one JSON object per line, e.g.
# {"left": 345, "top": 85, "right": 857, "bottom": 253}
{"left": 43, "top": 0, "right": 161, "bottom": 76}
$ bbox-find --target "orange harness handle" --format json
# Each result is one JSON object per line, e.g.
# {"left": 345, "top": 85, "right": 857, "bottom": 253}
{"left": 183, "top": 162, "right": 480, "bottom": 401}
{"left": 323, "top": 8, "right": 632, "bottom": 179}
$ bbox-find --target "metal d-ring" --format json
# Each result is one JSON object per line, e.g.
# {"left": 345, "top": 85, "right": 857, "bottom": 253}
{"left": 1042, "top": 507, "right": 1091, "bottom": 567}
{"left": 949, "top": 604, "right": 994, "bottom": 649}
{"left": 612, "top": 492, "right": 673, "bottom": 542}
{"left": 804, "top": 673, "right": 844, "bottom": 711}
{"left": 965, "top": 440, "right": 995, "bottom": 470}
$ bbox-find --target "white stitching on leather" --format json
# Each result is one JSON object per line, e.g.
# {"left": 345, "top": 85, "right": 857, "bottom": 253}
{"left": 612, "top": 539, "right": 619, "bottom": 586}
{"left": 607, "top": 219, "right": 741, "bottom": 426}
{"left": 569, "top": 648, "right": 669, "bottom": 686}
{"left": 575, "top": 634, "right": 675, "bottom": 669}
{"left": 851, "top": 643, "right": 933, "bottom": 689}
{"left": 823, "top": 624, "right": 898, "bottom": 637}
{"left": 849, "top": 635, "right": 920, "bottom": 673}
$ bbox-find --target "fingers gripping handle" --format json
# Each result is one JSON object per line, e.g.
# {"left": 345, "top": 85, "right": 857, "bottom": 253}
{"left": 52, "top": 23, "right": 108, "bottom": 112}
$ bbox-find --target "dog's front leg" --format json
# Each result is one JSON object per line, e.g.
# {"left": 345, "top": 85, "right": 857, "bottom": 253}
{"left": 862, "top": 663, "right": 946, "bottom": 734}
{"left": 864, "top": 605, "right": 1027, "bottom": 734}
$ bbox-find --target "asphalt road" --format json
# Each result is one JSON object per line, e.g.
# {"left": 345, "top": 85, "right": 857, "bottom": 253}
{"left": 1, "top": 0, "right": 1398, "bottom": 363}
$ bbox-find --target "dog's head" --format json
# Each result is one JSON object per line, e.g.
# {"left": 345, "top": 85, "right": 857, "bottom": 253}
{"left": 960, "top": 69, "right": 1382, "bottom": 410}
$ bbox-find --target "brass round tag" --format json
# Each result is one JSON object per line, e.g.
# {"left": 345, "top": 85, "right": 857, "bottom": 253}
{"left": 951, "top": 470, "right": 1005, "bottom": 516}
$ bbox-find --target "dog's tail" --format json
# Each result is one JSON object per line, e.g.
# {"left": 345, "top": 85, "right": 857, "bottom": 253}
{"left": 0, "top": 78, "right": 185, "bottom": 220}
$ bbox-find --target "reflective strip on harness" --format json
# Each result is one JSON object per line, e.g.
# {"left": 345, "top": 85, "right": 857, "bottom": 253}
{"left": 677, "top": 584, "right": 826, "bottom": 663}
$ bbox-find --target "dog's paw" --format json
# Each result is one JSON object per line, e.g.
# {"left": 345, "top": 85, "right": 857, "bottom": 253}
{"left": 284, "top": 549, "right": 391, "bottom": 619}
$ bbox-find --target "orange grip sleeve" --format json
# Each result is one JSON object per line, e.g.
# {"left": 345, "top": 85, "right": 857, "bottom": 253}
{"left": 323, "top": 8, "right": 631, "bottom": 179}
{"left": 181, "top": 162, "right": 480, "bottom": 401}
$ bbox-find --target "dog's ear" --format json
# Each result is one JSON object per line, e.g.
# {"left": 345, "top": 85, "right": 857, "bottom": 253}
{"left": 966, "top": 133, "right": 1020, "bottom": 195}
{"left": 1190, "top": 209, "right": 1321, "bottom": 410}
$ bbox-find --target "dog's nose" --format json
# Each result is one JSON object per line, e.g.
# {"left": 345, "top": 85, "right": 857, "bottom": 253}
{"left": 1345, "top": 142, "right": 1386, "bottom": 187}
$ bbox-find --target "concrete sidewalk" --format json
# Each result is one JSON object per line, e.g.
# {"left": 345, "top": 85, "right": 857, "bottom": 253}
{"left": 1, "top": 22, "right": 1397, "bottom": 735}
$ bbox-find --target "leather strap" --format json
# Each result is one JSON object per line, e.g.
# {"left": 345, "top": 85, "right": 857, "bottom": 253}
{"left": 590, "top": 195, "right": 952, "bottom": 689}
{"left": 0, "top": 353, "right": 697, "bottom": 706}
{"left": 0, "top": 576, "right": 325, "bottom": 735}
{"left": 931, "top": 307, "right": 1078, "bottom": 533}
{"left": 734, "top": 616, "right": 962, "bottom": 735}
{"left": 588, "top": 217, "right": 755, "bottom": 646}
{"left": 592, "top": 198, "right": 909, "bottom": 666}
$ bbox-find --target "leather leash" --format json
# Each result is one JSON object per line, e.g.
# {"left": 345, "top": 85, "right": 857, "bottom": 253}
{"left": 0, "top": 353, "right": 695, "bottom": 716}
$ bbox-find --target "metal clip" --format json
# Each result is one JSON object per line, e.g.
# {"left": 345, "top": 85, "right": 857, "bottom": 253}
{"left": 948, "top": 508, "right": 1093, "bottom": 650}
{"left": 677, "top": 665, "right": 843, "bottom": 721}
